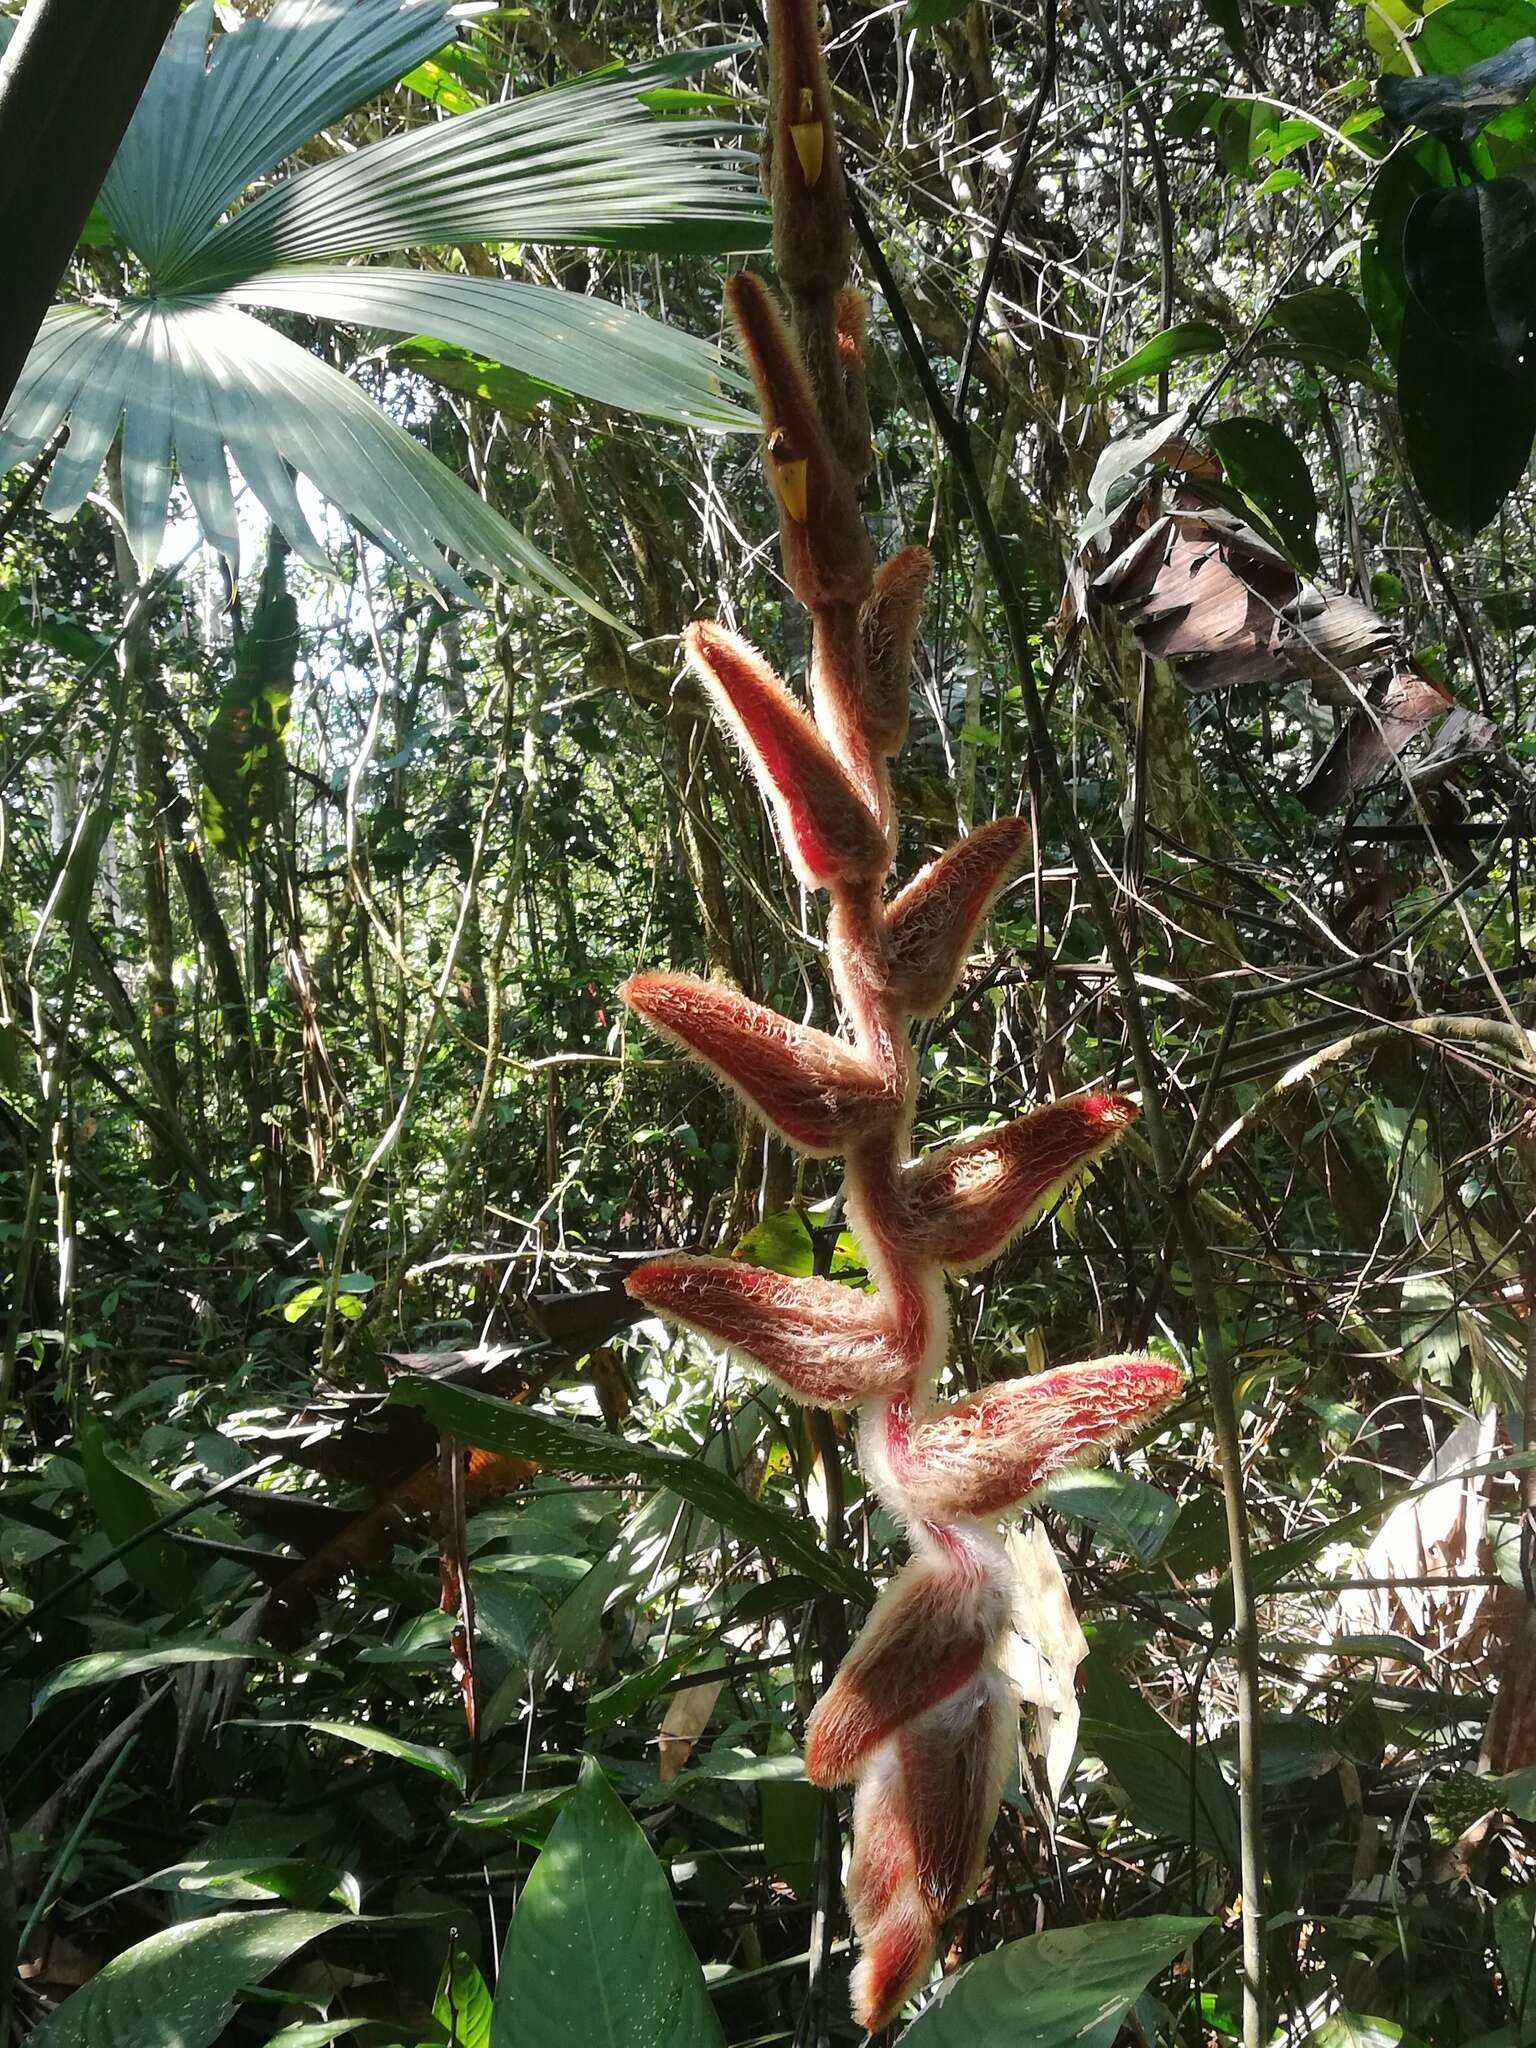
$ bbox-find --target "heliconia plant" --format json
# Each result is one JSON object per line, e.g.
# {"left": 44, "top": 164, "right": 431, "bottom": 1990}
{"left": 620, "top": 0, "right": 1184, "bottom": 2027}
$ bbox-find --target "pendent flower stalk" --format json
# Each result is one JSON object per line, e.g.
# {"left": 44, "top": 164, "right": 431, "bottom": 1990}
{"left": 621, "top": 3, "right": 1184, "bottom": 2026}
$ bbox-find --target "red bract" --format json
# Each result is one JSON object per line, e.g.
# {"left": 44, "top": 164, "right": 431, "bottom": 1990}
{"left": 860, "top": 545, "right": 933, "bottom": 755}
{"left": 623, "top": 1256, "right": 906, "bottom": 1408}
{"left": 617, "top": 7, "right": 1185, "bottom": 2025}
{"left": 870, "top": 1359, "right": 1185, "bottom": 1523}
{"left": 804, "top": 1528, "right": 1012, "bottom": 1785}
{"left": 619, "top": 973, "right": 897, "bottom": 1156}
{"left": 683, "top": 621, "right": 888, "bottom": 889}
{"left": 885, "top": 813, "right": 1031, "bottom": 1016}
{"left": 887, "top": 1092, "right": 1139, "bottom": 1272}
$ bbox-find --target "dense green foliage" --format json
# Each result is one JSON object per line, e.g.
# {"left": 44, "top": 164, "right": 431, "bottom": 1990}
{"left": 4, "top": 0, "right": 1536, "bottom": 2043}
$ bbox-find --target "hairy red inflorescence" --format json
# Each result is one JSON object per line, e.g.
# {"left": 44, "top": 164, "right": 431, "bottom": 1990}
{"left": 618, "top": 0, "right": 1184, "bottom": 2025}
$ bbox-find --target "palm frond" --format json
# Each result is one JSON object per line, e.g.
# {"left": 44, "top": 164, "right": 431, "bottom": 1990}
{"left": 230, "top": 268, "right": 752, "bottom": 432}
{"left": 5, "top": 303, "right": 616, "bottom": 620}
{"left": 3, "top": 0, "right": 767, "bottom": 607}
{"left": 164, "top": 67, "right": 765, "bottom": 293}
{"left": 100, "top": 0, "right": 468, "bottom": 280}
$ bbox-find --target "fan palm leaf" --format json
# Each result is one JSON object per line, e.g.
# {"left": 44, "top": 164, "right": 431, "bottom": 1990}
{"left": 0, "top": 0, "right": 766, "bottom": 613}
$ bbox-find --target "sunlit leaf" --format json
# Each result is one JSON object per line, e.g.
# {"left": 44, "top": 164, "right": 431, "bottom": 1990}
{"left": 492, "top": 1755, "right": 726, "bottom": 2047}
{"left": 30, "top": 1910, "right": 348, "bottom": 2048}
{"left": 899, "top": 1915, "right": 1211, "bottom": 2045}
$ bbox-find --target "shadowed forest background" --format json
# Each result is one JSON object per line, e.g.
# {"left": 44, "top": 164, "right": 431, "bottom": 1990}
{"left": 3, "top": 0, "right": 1536, "bottom": 2042}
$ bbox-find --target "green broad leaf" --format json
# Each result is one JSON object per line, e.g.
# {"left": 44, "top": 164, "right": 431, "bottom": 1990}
{"left": 1363, "top": 143, "right": 1441, "bottom": 357}
{"left": 1100, "top": 324, "right": 1226, "bottom": 395}
{"left": 1302, "top": 1393, "right": 1366, "bottom": 1440}
{"left": 1495, "top": 1764, "right": 1536, "bottom": 1818}
{"left": 392, "top": 338, "right": 559, "bottom": 422}
{"left": 118, "top": 1858, "right": 356, "bottom": 1910}
{"left": 1254, "top": 341, "right": 1391, "bottom": 393}
{"left": 422, "top": 1949, "right": 495, "bottom": 2048}
{"left": 1206, "top": 415, "right": 1320, "bottom": 572}
{"left": 1253, "top": 115, "right": 1323, "bottom": 162}
{"left": 1255, "top": 167, "right": 1308, "bottom": 196}
{"left": 78, "top": 203, "right": 120, "bottom": 251}
{"left": 898, "top": 1915, "right": 1211, "bottom": 2045}
{"left": 1493, "top": 1886, "right": 1536, "bottom": 2040}
{"left": 1263, "top": 285, "right": 1374, "bottom": 361}
{"left": 1330, "top": 1632, "right": 1428, "bottom": 1666}
{"left": 266, "top": 2025, "right": 372, "bottom": 2047}
{"left": 1371, "top": 568, "right": 1407, "bottom": 611}
{"left": 389, "top": 1378, "right": 868, "bottom": 1601}
{"left": 29, "top": 1909, "right": 348, "bottom": 2048}
{"left": 761, "top": 1776, "right": 820, "bottom": 1899}
{"left": 35, "top": 1638, "right": 278, "bottom": 1712}
{"left": 587, "top": 1643, "right": 716, "bottom": 1733}
{"left": 732, "top": 1209, "right": 866, "bottom": 1280}
{"left": 79, "top": 1417, "right": 197, "bottom": 1610}
{"left": 1309, "top": 2017, "right": 1412, "bottom": 2048}
{"left": 640, "top": 1747, "right": 806, "bottom": 1802}
{"left": 1398, "top": 289, "right": 1536, "bottom": 532}
{"left": 902, "top": 0, "right": 971, "bottom": 27}
{"left": 453, "top": 1785, "right": 575, "bottom": 1838}
{"left": 236, "top": 1719, "right": 467, "bottom": 1793}
{"left": 399, "top": 56, "right": 481, "bottom": 115}
{"left": 1197, "top": 0, "right": 1249, "bottom": 54}
{"left": 733, "top": 1208, "right": 815, "bottom": 1275}
{"left": 470, "top": 1574, "right": 552, "bottom": 1668}
{"left": 1216, "top": 98, "right": 1286, "bottom": 172}
{"left": 724, "top": 1575, "right": 824, "bottom": 1625}
{"left": 1077, "top": 1655, "right": 1241, "bottom": 1866}
{"left": 1165, "top": 89, "right": 1222, "bottom": 138}
{"left": 1082, "top": 405, "right": 1191, "bottom": 540}
{"left": 281, "top": 1285, "right": 326, "bottom": 1325}
{"left": 1404, "top": 176, "right": 1536, "bottom": 370}
{"left": 1205, "top": 1712, "right": 1340, "bottom": 1787}
{"left": 1044, "top": 1467, "right": 1181, "bottom": 1565}
{"left": 492, "top": 1754, "right": 726, "bottom": 2048}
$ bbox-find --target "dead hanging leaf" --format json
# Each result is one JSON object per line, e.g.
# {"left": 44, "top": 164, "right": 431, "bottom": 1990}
{"left": 525, "top": 1284, "right": 639, "bottom": 1348}
{"left": 1409, "top": 704, "right": 1500, "bottom": 795}
{"left": 1300, "top": 663, "right": 1455, "bottom": 814}
{"left": 1094, "top": 493, "right": 1395, "bottom": 697}
{"left": 999, "top": 1519, "right": 1088, "bottom": 1820}
{"left": 658, "top": 1677, "right": 724, "bottom": 1782}
{"left": 1333, "top": 1405, "right": 1499, "bottom": 1683}
{"left": 1078, "top": 460, "right": 1508, "bottom": 820}
{"left": 259, "top": 1443, "right": 537, "bottom": 1646}
{"left": 587, "top": 1345, "right": 633, "bottom": 1431}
